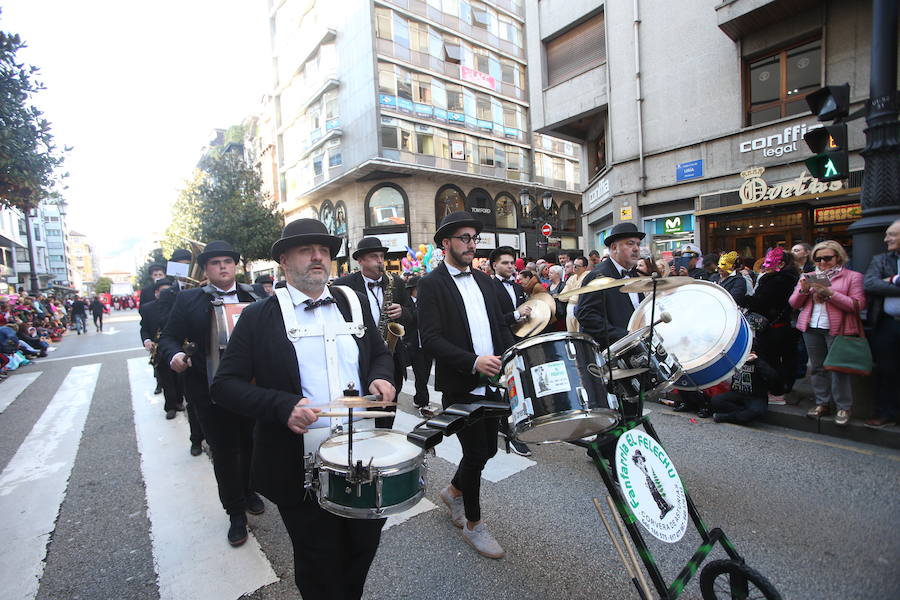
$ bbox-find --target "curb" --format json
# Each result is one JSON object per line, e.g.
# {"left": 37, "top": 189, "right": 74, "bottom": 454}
{"left": 763, "top": 403, "right": 900, "bottom": 451}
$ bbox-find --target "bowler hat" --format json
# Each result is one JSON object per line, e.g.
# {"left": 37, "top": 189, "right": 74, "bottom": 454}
{"left": 254, "top": 274, "right": 274, "bottom": 285}
{"left": 271, "top": 218, "right": 343, "bottom": 260}
{"left": 434, "top": 211, "right": 483, "bottom": 245}
{"left": 154, "top": 278, "right": 175, "bottom": 291}
{"left": 197, "top": 240, "right": 241, "bottom": 267}
{"left": 352, "top": 236, "right": 389, "bottom": 260}
{"left": 170, "top": 248, "right": 192, "bottom": 262}
{"left": 148, "top": 262, "right": 166, "bottom": 273}
{"left": 604, "top": 222, "right": 645, "bottom": 247}
{"left": 405, "top": 275, "right": 421, "bottom": 289}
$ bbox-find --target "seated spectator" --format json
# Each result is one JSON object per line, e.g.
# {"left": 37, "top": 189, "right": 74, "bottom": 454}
{"left": 710, "top": 348, "right": 781, "bottom": 425}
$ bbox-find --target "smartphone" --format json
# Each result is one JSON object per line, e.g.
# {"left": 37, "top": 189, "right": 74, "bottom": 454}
{"left": 673, "top": 257, "right": 691, "bottom": 272}
{"left": 803, "top": 273, "right": 831, "bottom": 287}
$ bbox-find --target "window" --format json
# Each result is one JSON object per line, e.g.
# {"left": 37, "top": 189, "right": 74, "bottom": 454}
{"left": 381, "top": 124, "right": 398, "bottom": 149}
{"left": 476, "top": 96, "right": 492, "bottom": 121}
{"left": 410, "top": 21, "right": 430, "bottom": 53}
{"left": 495, "top": 194, "right": 517, "bottom": 229}
{"left": 399, "top": 122, "right": 414, "bottom": 151}
{"left": 444, "top": 43, "right": 462, "bottom": 64}
{"left": 559, "top": 202, "right": 578, "bottom": 232}
{"left": 413, "top": 74, "right": 432, "bottom": 104}
{"left": 397, "top": 69, "right": 412, "bottom": 101}
{"left": 417, "top": 131, "right": 434, "bottom": 155}
{"left": 329, "top": 150, "right": 342, "bottom": 167}
{"left": 312, "top": 154, "right": 324, "bottom": 176}
{"left": 745, "top": 38, "right": 821, "bottom": 125}
{"left": 367, "top": 184, "right": 407, "bottom": 227}
{"left": 478, "top": 142, "right": 494, "bottom": 166}
{"left": 545, "top": 12, "right": 606, "bottom": 87}
{"left": 507, "top": 145, "right": 522, "bottom": 171}
{"left": 393, "top": 12, "right": 409, "bottom": 48}
{"left": 379, "top": 65, "right": 396, "bottom": 95}
{"left": 473, "top": 47, "right": 490, "bottom": 73}
{"left": 435, "top": 185, "right": 466, "bottom": 222}
{"left": 446, "top": 84, "right": 464, "bottom": 112}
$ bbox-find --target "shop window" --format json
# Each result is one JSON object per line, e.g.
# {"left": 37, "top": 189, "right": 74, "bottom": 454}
{"left": 545, "top": 12, "right": 606, "bottom": 87}
{"left": 435, "top": 184, "right": 466, "bottom": 222}
{"left": 745, "top": 38, "right": 821, "bottom": 126}
{"left": 334, "top": 200, "right": 348, "bottom": 236}
{"left": 320, "top": 200, "right": 336, "bottom": 235}
{"left": 366, "top": 183, "right": 408, "bottom": 228}
{"left": 467, "top": 187, "right": 496, "bottom": 228}
{"left": 559, "top": 201, "right": 578, "bottom": 232}
{"left": 495, "top": 193, "right": 518, "bottom": 229}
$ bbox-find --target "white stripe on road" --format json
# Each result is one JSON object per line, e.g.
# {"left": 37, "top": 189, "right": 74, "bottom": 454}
{"left": 35, "top": 346, "right": 145, "bottom": 364}
{"left": 0, "top": 363, "right": 101, "bottom": 600}
{"left": 384, "top": 499, "right": 437, "bottom": 531}
{"left": 398, "top": 380, "right": 536, "bottom": 483}
{"left": 0, "top": 371, "right": 42, "bottom": 413}
{"left": 127, "top": 358, "right": 278, "bottom": 600}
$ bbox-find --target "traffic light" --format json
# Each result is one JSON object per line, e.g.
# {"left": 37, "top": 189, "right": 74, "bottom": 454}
{"left": 804, "top": 124, "right": 848, "bottom": 182}
{"left": 803, "top": 83, "right": 850, "bottom": 182}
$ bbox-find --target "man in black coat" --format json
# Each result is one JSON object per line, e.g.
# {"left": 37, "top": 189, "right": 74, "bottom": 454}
{"left": 158, "top": 240, "right": 264, "bottom": 547}
{"left": 418, "top": 211, "right": 514, "bottom": 560}
{"left": 211, "top": 219, "right": 395, "bottom": 600}
{"left": 139, "top": 263, "right": 167, "bottom": 307}
{"left": 403, "top": 275, "right": 434, "bottom": 415}
{"left": 576, "top": 222, "right": 646, "bottom": 349}
{"left": 333, "top": 236, "right": 412, "bottom": 427}
{"left": 139, "top": 279, "right": 184, "bottom": 419}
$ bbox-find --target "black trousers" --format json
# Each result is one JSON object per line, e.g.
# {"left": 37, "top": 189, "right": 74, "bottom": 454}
{"left": 870, "top": 316, "right": 900, "bottom": 420}
{"left": 442, "top": 389, "right": 501, "bottom": 523}
{"left": 756, "top": 324, "right": 796, "bottom": 394}
{"left": 279, "top": 494, "right": 385, "bottom": 600}
{"left": 180, "top": 374, "right": 205, "bottom": 445}
{"left": 155, "top": 363, "right": 183, "bottom": 413}
{"left": 709, "top": 391, "right": 767, "bottom": 424}
{"left": 193, "top": 399, "right": 254, "bottom": 514}
{"left": 409, "top": 347, "right": 433, "bottom": 407}
{"left": 92, "top": 313, "right": 103, "bottom": 330}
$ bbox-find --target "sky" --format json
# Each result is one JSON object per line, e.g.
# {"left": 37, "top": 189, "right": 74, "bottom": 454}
{"left": 2, "top": 0, "right": 271, "bottom": 273}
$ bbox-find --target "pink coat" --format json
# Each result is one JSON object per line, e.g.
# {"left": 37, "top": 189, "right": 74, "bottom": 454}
{"left": 789, "top": 268, "right": 866, "bottom": 336}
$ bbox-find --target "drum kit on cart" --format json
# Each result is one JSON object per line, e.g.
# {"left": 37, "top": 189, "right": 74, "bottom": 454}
{"left": 287, "top": 276, "right": 782, "bottom": 600}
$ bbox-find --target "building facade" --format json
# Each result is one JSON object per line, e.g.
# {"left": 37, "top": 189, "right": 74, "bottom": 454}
{"left": 526, "top": 0, "right": 886, "bottom": 264}
{"left": 67, "top": 230, "right": 99, "bottom": 293}
{"left": 0, "top": 207, "right": 27, "bottom": 293}
{"left": 264, "top": 0, "right": 583, "bottom": 273}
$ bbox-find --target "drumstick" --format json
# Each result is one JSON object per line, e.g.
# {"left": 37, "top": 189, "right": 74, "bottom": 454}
{"left": 606, "top": 496, "right": 653, "bottom": 600}
{"left": 328, "top": 400, "right": 398, "bottom": 408}
{"left": 317, "top": 410, "right": 395, "bottom": 418}
{"left": 592, "top": 498, "right": 638, "bottom": 582}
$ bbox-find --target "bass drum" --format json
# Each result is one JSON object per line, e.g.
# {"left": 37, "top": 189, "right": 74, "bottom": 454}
{"left": 628, "top": 281, "right": 752, "bottom": 390}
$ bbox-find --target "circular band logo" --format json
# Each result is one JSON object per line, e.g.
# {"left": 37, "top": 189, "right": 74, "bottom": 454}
{"left": 614, "top": 430, "right": 688, "bottom": 543}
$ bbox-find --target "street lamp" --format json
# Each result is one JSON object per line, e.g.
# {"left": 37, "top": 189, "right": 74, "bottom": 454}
{"left": 519, "top": 188, "right": 555, "bottom": 253}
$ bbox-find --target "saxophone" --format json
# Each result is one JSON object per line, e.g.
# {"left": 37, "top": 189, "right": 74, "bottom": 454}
{"left": 377, "top": 273, "right": 405, "bottom": 354}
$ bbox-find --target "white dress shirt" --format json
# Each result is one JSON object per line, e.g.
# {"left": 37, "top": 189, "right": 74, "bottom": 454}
{"left": 495, "top": 274, "right": 521, "bottom": 320}
{"left": 447, "top": 263, "right": 493, "bottom": 396}
{"left": 285, "top": 284, "right": 362, "bottom": 429}
{"left": 609, "top": 257, "right": 640, "bottom": 309}
{"left": 363, "top": 275, "right": 383, "bottom": 326}
{"left": 213, "top": 284, "right": 239, "bottom": 304}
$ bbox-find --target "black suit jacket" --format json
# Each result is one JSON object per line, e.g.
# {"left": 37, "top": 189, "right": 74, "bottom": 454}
{"left": 139, "top": 285, "right": 157, "bottom": 308}
{"left": 418, "top": 262, "right": 514, "bottom": 394}
{"left": 158, "top": 284, "right": 258, "bottom": 404}
{"left": 210, "top": 289, "right": 393, "bottom": 507}
{"left": 139, "top": 300, "right": 163, "bottom": 343}
{"left": 575, "top": 258, "right": 637, "bottom": 348}
{"left": 490, "top": 276, "right": 527, "bottom": 326}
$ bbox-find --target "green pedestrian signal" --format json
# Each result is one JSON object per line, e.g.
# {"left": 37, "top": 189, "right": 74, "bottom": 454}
{"left": 804, "top": 85, "right": 850, "bottom": 183}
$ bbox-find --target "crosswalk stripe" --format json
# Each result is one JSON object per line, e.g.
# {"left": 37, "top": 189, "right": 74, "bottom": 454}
{"left": 384, "top": 499, "right": 437, "bottom": 531}
{"left": 127, "top": 358, "right": 278, "bottom": 600}
{"left": 0, "top": 371, "right": 43, "bottom": 413}
{"left": 0, "top": 363, "right": 101, "bottom": 600}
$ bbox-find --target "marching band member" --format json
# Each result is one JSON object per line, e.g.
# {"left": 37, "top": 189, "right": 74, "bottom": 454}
{"left": 402, "top": 275, "right": 435, "bottom": 416}
{"left": 211, "top": 220, "right": 395, "bottom": 600}
{"left": 334, "top": 237, "right": 412, "bottom": 427}
{"left": 139, "top": 278, "right": 182, "bottom": 420}
{"left": 418, "top": 211, "right": 514, "bottom": 559}
{"left": 158, "top": 240, "right": 264, "bottom": 547}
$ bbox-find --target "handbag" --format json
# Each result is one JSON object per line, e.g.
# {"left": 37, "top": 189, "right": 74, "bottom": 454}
{"left": 824, "top": 299, "right": 873, "bottom": 375}
{"left": 743, "top": 309, "right": 770, "bottom": 331}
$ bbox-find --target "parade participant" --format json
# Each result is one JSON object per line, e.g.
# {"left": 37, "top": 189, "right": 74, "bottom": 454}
{"left": 334, "top": 236, "right": 412, "bottom": 428}
{"left": 559, "top": 256, "right": 589, "bottom": 332}
{"left": 211, "top": 219, "right": 395, "bottom": 600}
{"left": 158, "top": 240, "right": 265, "bottom": 546}
{"left": 403, "top": 275, "right": 434, "bottom": 416}
{"left": 418, "top": 211, "right": 514, "bottom": 559}
{"left": 576, "top": 222, "right": 646, "bottom": 348}
{"left": 253, "top": 274, "right": 275, "bottom": 297}
{"left": 863, "top": 220, "right": 900, "bottom": 428}
{"left": 90, "top": 296, "right": 105, "bottom": 332}
{"left": 140, "top": 263, "right": 167, "bottom": 306}
{"left": 169, "top": 248, "right": 193, "bottom": 291}
{"left": 139, "top": 279, "right": 183, "bottom": 419}
{"left": 715, "top": 252, "right": 748, "bottom": 302}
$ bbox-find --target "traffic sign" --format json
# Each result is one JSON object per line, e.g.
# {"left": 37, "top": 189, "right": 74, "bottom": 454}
{"left": 541, "top": 223, "right": 552, "bottom": 237}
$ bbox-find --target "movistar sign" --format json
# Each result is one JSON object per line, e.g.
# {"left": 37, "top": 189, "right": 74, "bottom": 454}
{"left": 655, "top": 214, "right": 693, "bottom": 235}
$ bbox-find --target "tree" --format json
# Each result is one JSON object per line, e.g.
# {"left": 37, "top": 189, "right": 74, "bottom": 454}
{"left": 163, "top": 151, "right": 282, "bottom": 272}
{"left": 136, "top": 248, "right": 166, "bottom": 289}
{"left": 95, "top": 277, "right": 112, "bottom": 294}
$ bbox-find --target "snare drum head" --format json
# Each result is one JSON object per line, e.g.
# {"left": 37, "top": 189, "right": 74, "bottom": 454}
{"left": 628, "top": 281, "right": 739, "bottom": 372}
{"left": 318, "top": 430, "right": 420, "bottom": 467}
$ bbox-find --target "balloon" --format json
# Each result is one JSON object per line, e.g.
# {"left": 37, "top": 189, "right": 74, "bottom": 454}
{"left": 401, "top": 257, "right": 409, "bottom": 268}
{"left": 418, "top": 244, "right": 427, "bottom": 254}
{"left": 424, "top": 244, "right": 434, "bottom": 264}
{"left": 416, "top": 251, "right": 424, "bottom": 261}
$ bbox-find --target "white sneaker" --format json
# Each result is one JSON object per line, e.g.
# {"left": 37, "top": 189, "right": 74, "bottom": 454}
{"left": 439, "top": 486, "right": 465, "bottom": 528}
{"left": 767, "top": 394, "right": 786, "bottom": 406}
{"left": 462, "top": 522, "right": 505, "bottom": 559}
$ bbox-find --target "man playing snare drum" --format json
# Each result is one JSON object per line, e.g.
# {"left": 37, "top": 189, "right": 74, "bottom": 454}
{"left": 211, "top": 219, "right": 395, "bottom": 600}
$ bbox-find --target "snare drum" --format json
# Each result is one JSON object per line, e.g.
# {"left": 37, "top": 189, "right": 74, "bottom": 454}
{"left": 607, "top": 327, "right": 683, "bottom": 410}
{"left": 316, "top": 429, "right": 426, "bottom": 519}
{"left": 628, "top": 281, "right": 752, "bottom": 390}
{"left": 502, "top": 331, "right": 616, "bottom": 444}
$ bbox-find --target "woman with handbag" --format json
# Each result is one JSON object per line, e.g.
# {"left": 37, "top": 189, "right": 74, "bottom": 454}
{"left": 789, "top": 240, "right": 866, "bottom": 426}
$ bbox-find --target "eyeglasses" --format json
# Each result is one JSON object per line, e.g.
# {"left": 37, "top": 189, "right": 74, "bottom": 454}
{"left": 813, "top": 255, "right": 837, "bottom": 262}
{"left": 449, "top": 234, "right": 481, "bottom": 245}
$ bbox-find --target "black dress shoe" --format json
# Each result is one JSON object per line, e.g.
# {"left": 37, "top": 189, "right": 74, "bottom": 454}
{"left": 165, "top": 409, "right": 176, "bottom": 420}
{"left": 190, "top": 444, "right": 203, "bottom": 457}
{"left": 227, "top": 513, "right": 248, "bottom": 547}
{"left": 696, "top": 407, "right": 712, "bottom": 419}
{"left": 174, "top": 403, "right": 185, "bottom": 412}
{"left": 154, "top": 386, "right": 162, "bottom": 395}
{"left": 247, "top": 492, "right": 265, "bottom": 515}
{"left": 672, "top": 401, "right": 690, "bottom": 412}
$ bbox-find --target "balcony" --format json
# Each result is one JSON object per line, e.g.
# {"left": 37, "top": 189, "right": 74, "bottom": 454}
{"left": 715, "top": 0, "right": 821, "bottom": 41}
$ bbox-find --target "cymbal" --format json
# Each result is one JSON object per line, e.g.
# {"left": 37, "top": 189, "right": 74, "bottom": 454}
{"left": 530, "top": 289, "right": 558, "bottom": 315}
{"left": 555, "top": 276, "right": 628, "bottom": 301}
{"left": 619, "top": 276, "right": 695, "bottom": 294}
{"left": 513, "top": 298, "right": 552, "bottom": 338}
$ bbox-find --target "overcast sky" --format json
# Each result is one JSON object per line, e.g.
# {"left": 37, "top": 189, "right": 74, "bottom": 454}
{"left": 2, "top": 0, "right": 270, "bottom": 272}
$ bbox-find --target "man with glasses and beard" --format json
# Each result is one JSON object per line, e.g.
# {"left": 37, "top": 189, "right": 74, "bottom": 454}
{"left": 418, "top": 211, "right": 514, "bottom": 559}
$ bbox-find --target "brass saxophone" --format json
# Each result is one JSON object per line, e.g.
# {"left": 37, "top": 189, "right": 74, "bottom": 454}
{"left": 377, "top": 273, "right": 405, "bottom": 354}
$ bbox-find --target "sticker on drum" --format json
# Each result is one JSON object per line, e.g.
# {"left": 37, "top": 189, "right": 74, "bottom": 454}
{"left": 530, "top": 360, "right": 571, "bottom": 398}
{"left": 615, "top": 430, "right": 687, "bottom": 543}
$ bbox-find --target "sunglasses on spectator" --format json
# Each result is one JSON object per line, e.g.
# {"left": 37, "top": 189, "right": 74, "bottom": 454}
{"left": 813, "top": 255, "right": 836, "bottom": 262}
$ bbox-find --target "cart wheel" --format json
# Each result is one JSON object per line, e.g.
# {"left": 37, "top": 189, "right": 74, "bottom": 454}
{"left": 699, "top": 559, "right": 781, "bottom": 600}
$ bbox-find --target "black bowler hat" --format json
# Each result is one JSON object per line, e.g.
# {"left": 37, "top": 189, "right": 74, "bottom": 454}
{"left": 254, "top": 274, "right": 274, "bottom": 285}
{"left": 405, "top": 275, "right": 421, "bottom": 289}
{"left": 270, "top": 218, "right": 342, "bottom": 260}
{"left": 154, "top": 278, "right": 174, "bottom": 290}
{"left": 434, "top": 211, "right": 483, "bottom": 245}
{"left": 148, "top": 262, "right": 166, "bottom": 273}
{"left": 197, "top": 240, "right": 241, "bottom": 267}
{"left": 170, "top": 248, "right": 192, "bottom": 262}
{"left": 604, "top": 222, "right": 646, "bottom": 247}
{"left": 352, "top": 236, "right": 390, "bottom": 260}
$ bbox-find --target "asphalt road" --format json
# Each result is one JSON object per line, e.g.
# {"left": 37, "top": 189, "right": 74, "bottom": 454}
{"left": 0, "top": 314, "right": 897, "bottom": 600}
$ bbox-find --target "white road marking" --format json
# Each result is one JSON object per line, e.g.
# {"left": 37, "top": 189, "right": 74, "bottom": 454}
{"left": 384, "top": 499, "right": 437, "bottom": 531}
{"left": 0, "top": 371, "right": 42, "bottom": 413}
{"left": 100, "top": 326, "right": 120, "bottom": 336}
{"left": 0, "top": 363, "right": 101, "bottom": 600}
{"left": 127, "top": 358, "right": 278, "bottom": 600}
{"left": 397, "top": 380, "right": 536, "bottom": 483}
{"left": 35, "top": 347, "right": 145, "bottom": 364}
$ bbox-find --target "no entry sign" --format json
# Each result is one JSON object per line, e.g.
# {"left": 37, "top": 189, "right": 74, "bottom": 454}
{"left": 541, "top": 223, "right": 553, "bottom": 237}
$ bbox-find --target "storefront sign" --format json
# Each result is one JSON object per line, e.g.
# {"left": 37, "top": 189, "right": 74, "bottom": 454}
{"left": 814, "top": 203, "right": 862, "bottom": 225}
{"left": 475, "top": 232, "right": 496, "bottom": 250}
{"left": 739, "top": 167, "right": 843, "bottom": 204}
{"left": 373, "top": 232, "right": 410, "bottom": 254}
{"left": 655, "top": 214, "right": 694, "bottom": 235}
{"left": 620, "top": 206, "right": 633, "bottom": 220}
{"left": 467, "top": 191, "right": 496, "bottom": 228}
{"left": 675, "top": 160, "right": 703, "bottom": 182}
{"left": 497, "top": 232, "right": 520, "bottom": 249}
{"left": 587, "top": 178, "right": 611, "bottom": 209}
{"left": 738, "top": 123, "right": 820, "bottom": 158}
{"left": 460, "top": 65, "right": 497, "bottom": 90}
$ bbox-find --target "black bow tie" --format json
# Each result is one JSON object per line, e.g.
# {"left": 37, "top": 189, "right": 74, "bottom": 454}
{"left": 454, "top": 271, "right": 472, "bottom": 278}
{"left": 305, "top": 297, "right": 336, "bottom": 311}
{"left": 215, "top": 289, "right": 237, "bottom": 297}
{"left": 624, "top": 269, "right": 639, "bottom": 278}
{"left": 367, "top": 280, "right": 385, "bottom": 290}
{"left": 501, "top": 278, "right": 514, "bottom": 285}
